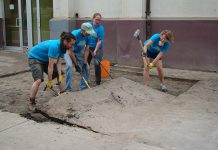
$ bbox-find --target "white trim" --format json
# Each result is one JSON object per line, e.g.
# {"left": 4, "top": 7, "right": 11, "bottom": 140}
{"left": 74, "top": 17, "right": 218, "bottom": 21}
{"left": 2, "top": 0, "right": 6, "bottom": 47}
{"left": 36, "top": 0, "right": 41, "bottom": 43}
{"left": 4, "top": 46, "right": 23, "bottom": 51}
{"left": 18, "top": 0, "right": 23, "bottom": 49}
{"left": 26, "top": 0, "right": 33, "bottom": 49}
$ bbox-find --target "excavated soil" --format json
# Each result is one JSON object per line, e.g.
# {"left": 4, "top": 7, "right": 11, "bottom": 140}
{"left": 40, "top": 77, "right": 175, "bottom": 133}
{"left": 38, "top": 77, "right": 218, "bottom": 150}
{"left": 0, "top": 66, "right": 196, "bottom": 121}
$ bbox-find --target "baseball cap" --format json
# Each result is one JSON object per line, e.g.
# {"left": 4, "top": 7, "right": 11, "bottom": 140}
{"left": 81, "top": 23, "right": 96, "bottom": 36}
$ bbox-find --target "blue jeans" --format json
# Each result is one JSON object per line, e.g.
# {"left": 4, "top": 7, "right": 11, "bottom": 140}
{"left": 64, "top": 50, "right": 90, "bottom": 91}
{"left": 64, "top": 50, "right": 73, "bottom": 91}
{"left": 75, "top": 53, "right": 90, "bottom": 90}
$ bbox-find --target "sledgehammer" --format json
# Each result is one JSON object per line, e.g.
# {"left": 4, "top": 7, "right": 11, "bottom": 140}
{"left": 133, "top": 29, "right": 144, "bottom": 50}
{"left": 133, "top": 29, "right": 149, "bottom": 64}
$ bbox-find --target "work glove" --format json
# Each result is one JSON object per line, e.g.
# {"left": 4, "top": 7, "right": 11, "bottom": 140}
{"left": 75, "top": 65, "right": 81, "bottom": 73}
{"left": 141, "top": 51, "right": 147, "bottom": 57}
{"left": 47, "top": 80, "right": 53, "bottom": 89}
{"left": 82, "top": 63, "right": 87, "bottom": 70}
{"left": 147, "top": 62, "right": 154, "bottom": 70}
{"left": 58, "top": 75, "right": 63, "bottom": 83}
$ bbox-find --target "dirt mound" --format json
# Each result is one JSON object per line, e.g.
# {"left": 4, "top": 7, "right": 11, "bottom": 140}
{"left": 40, "top": 77, "right": 174, "bottom": 133}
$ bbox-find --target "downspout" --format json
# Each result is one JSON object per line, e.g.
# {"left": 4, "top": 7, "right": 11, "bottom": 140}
{"left": 145, "top": 0, "right": 151, "bottom": 39}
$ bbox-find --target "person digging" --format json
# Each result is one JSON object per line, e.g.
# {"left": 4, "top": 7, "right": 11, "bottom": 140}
{"left": 142, "top": 30, "right": 174, "bottom": 92}
{"left": 28, "top": 32, "right": 76, "bottom": 111}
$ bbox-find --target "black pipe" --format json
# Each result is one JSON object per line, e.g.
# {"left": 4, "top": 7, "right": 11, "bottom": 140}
{"left": 145, "top": 0, "right": 151, "bottom": 16}
{"left": 145, "top": 0, "right": 151, "bottom": 39}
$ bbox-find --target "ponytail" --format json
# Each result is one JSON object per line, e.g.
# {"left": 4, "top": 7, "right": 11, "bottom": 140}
{"left": 60, "top": 32, "right": 76, "bottom": 53}
{"left": 60, "top": 32, "right": 76, "bottom": 42}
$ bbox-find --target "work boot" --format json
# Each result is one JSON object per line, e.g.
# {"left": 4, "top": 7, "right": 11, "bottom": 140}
{"left": 28, "top": 97, "right": 36, "bottom": 112}
{"left": 96, "top": 81, "right": 101, "bottom": 85}
{"left": 93, "top": 81, "right": 100, "bottom": 87}
{"left": 160, "top": 83, "right": 168, "bottom": 92}
{"left": 60, "top": 90, "right": 66, "bottom": 94}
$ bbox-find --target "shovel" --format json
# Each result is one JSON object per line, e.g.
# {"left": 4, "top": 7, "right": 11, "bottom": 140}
{"left": 89, "top": 50, "right": 113, "bottom": 79}
{"left": 43, "top": 85, "right": 60, "bottom": 96}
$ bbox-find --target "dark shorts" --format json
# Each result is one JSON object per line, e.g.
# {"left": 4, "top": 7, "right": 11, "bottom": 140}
{"left": 28, "top": 59, "right": 59, "bottom": 82}
{"left": 88, "top": 47, "right": 103, "bottom": 65}
{"left": 146, "top": 50, "right": 161, "bottom": 60}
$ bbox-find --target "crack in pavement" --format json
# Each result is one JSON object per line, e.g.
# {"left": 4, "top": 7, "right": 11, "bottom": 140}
{"left": 35, "top": 108, "right": 110, "bottom": 136}
{"left": 0, "top": 120, "right": 29, "bottom": 133}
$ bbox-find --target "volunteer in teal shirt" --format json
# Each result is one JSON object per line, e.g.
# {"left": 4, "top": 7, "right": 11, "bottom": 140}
{"left": 64, "top": 23, "right": 95, "bottom": 91}
{"left": 142, "top": 30, "right": 174, "bottom": 92}
{"left": 87, "top": 13, "right": 105, "bottom": 85}
{"left": 28, "top": 40, "right": 65, "bottom": 62}
{"left": 28, "top": 32, "right": 76, "bottom": 111}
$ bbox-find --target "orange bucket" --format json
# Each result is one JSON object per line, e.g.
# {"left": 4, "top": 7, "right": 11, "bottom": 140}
{"left": 101, "top": 60, "right": 110, "bottom": 78}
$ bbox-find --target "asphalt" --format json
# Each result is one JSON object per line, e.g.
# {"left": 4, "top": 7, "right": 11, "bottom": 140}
{"left": 0, "top": 49, "right": 218, "bottom": 150}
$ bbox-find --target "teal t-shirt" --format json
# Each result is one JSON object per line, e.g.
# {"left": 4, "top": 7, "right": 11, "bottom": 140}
{"left": 28, "top": 40, "right": 64, "bottom": 62}
{"left": 88, "top": 21, "right": 105, "bottom": 50}
{"left": 144, "top": 33, "right": 170, "bottom": 54}
{"left": 72, "top": 29, "right": 90, "bottom": 53}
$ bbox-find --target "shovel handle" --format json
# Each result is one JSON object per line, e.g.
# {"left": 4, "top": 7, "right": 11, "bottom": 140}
{"left": 80, "top": 72, "right": 91, "bottom": 89}
{"left": 97, "top": 59, "right": 113, "bottom": 79}
{"left": 89, "top": 49, "right": 113, "bottom": 79}
{"left": 43, "top": 85, "right": 60, "bottom": 96}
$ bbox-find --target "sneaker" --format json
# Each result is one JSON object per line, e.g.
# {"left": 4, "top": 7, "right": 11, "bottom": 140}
{"left": 160, "top": 84, "right": 168, "bottom": 92}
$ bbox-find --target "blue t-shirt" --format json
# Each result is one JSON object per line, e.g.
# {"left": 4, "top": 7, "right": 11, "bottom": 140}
{"left": 144, "top": 33, "right": 170, "bottom": 54}
{"left": 72, "top": 29, "right": 90, "bottom": 53}
{"left": 88, "top": 21, "right": 105, "bottom": 50}
{"left": 28, "top": 40, "right": 64, "bottom": 62}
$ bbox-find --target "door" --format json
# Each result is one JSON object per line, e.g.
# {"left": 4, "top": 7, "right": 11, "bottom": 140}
{"left": 3, "top": 0, "right": 27, "bottom": 50}
{"left": 3, "top": 0, "right": 53, "bottom": 50}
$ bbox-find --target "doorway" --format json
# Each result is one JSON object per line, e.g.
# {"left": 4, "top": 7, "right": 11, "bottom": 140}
{"left": 3, "top": 0, "right": 26, "bottom": 50}
{"left": 3, "top": 0, "right": 53, "bottom": 50}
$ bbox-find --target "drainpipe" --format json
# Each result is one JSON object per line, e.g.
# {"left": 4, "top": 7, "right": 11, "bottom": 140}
{"left": 145, "top": 0, "right": 151, "bottom": 39}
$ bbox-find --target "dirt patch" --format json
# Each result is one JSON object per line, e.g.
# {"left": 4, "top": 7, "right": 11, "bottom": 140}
{"left": 37, "top": 77, "right": 218, "bottom": 150}
{"left": 39, "top": 77, "right": 175, "bottom": 133}
{"left": 0, "top": 66, "right": 197, "bottom": 122}
{"left": 111, "top": 69, "right": 198, "bottom": 96}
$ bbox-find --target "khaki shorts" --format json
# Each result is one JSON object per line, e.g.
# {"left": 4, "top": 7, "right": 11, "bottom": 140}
{"left": 28, "top": 59, "right": 59, "bottom": 82}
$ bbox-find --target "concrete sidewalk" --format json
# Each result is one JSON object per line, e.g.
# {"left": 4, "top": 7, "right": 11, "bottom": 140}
{"left": 0, "top": 110, "right": 170, "bottom": 150}
{"left": 0, "top": 111, "right": 110, "bottom": 150}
